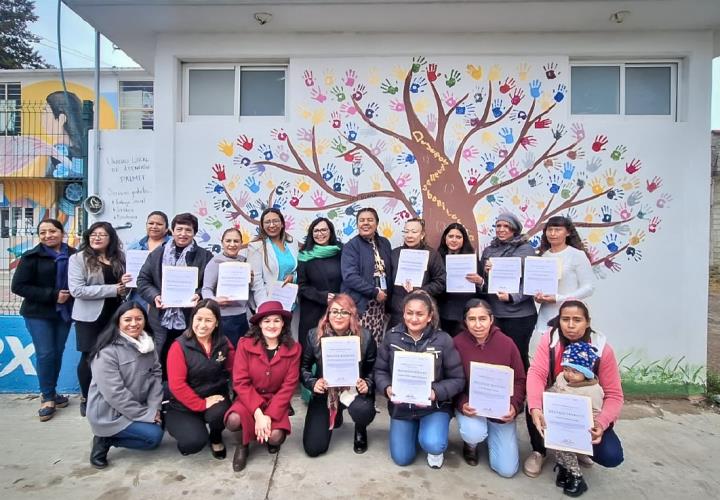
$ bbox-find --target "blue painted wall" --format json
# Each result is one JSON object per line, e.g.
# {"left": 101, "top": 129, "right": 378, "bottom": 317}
{"left": 0, "top": 316, "right": 80, "bottom": 393}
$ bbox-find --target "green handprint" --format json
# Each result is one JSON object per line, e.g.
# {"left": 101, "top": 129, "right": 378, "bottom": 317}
{"left": 445, "top": 69, "right": 461, "bottom": 87}
{"left": 326, "top": 208, "right": 340, "bottom": 220}
{"left": 411, "top": 56, "right": 427, "bottom": 73}
{"left": 206, "top": 216, "right": 222, "bottom": 229}
{"left": 331, "top": 86, "right": 346, "bottom": 102}
{"left": 381, "top": 79, "right": 399, "bottom": 95}
{"left": 331, "top": 138, "right": 347, "bottom": 154}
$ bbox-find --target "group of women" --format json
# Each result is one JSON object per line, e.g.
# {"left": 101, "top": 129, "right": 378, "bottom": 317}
{"left": 12, "top": 205, "right": 621, "bottom": 494}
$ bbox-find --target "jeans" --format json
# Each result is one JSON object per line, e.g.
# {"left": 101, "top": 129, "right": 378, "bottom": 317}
{"left": 24, "top": 318, "right": 71, "bottom": 400}
{"left": 389, "top": 412, "right": 451, "bottom": 466}
{"left": 220, "top": 314, "right": 248, "bottom": 348}
{"left": 110, "top": 421, "right": 164, "bottom": 450}
{"left": 456, "top": 411, "right": 520, "bottom": 477}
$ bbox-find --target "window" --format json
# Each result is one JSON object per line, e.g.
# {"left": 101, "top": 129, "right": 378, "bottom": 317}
{"left": 571, "top": 62, "right": 677, "bottom": 118}
{"left": 119, "top": 81, "right": 154, "bottom": 129}
{"left": 183, "top": 63, "right": 286, "bottom": 120}
{"left": 0, "top": 83, "right": 21, "bottom": 135}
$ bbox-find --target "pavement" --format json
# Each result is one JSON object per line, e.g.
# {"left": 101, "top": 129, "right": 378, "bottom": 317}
{"left": 1, "top": 394, "right": 718, "bottom": 500}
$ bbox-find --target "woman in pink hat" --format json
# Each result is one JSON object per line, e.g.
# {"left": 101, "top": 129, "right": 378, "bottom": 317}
{"left": 224, "top": 301, "right": 301, "bottom": 472}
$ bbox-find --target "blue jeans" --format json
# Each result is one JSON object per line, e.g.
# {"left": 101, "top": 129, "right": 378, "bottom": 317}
{"left": 24, "top": 317, "right": 71, "bottom": 400}
{"left": 456, "top": 411, "right": 519, "bottom": 477}
{"left": 593, "top": 425, "right": 624, "bottom": 467}
{"left": 389, "top": 412, "right": 451, "bottom": 466}
{"left": 110, "top": 421, "right": 164, "bottom": 450}
{"left": 220, "top": 313, "right": 248, "bottom": 348}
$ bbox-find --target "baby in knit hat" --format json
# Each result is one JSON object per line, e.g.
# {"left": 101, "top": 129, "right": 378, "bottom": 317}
{"left": 548, "top": 341, "right": 604, "bottom": 497}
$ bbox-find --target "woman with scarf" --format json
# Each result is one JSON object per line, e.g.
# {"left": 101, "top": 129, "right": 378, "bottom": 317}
{"left": 301, "top": 294, "right": 376, "bottom": 457}
{"left": 137, "top": 213, "right": 213, "bottom": 375}
{"left": 479, "top": 213, "right": 537, "bottom": 370}
{"left": 87, "top": 301, "right": 164, "bottom": 469}
{"left": 12, "top": 219, "right": 76, "bottom": 421}
{"left": 341, "top": 207, "right": 393, "bottom": 345}
{"left": 69, "top": 222, "right": 130, "bottom": 417}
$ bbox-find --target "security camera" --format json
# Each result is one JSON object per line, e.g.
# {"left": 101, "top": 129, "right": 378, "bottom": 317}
{"left": 254, "top": 12, "right": 272, "bottom": 26}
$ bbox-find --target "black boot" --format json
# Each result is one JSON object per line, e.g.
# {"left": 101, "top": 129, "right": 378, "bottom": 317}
{"left": 554, "top": 463, "right": 569, "bottom": 487}
{"left": 233, "top": 444, "right": 249, "bottom": 472}
{"left": 333, "top": 409, "right": 344, "bottom": 429}
{"left": 90, "top": 436, "right": 111, "bottom": 469}
{"left": 463, "top": 442, "right": 479, "bottom": 466}
{"left": 353, "top": 425, "right": 368, "bottom": 454}
{"left": 563, "top": 473, "right": 588, "bottom": 497}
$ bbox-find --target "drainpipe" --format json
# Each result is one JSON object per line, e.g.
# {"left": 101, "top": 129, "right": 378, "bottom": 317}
{"left": 93, "top": 29, "right": 100, "bottom": 195}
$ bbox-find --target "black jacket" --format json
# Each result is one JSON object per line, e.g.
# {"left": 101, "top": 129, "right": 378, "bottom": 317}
{"left": 12, "top": 244, "right": 77, "bottom": 319}
{"left": 373, "top": 323, "right": 465, "bottom": 420}
{"left": 340, "top": 234, "right": 393, "bottom": 314}
{"left": 301, "top": 327, "right": 376, "bottom": 396}
{"left": 297, "top": 253, "right": 343, "bottom": 343}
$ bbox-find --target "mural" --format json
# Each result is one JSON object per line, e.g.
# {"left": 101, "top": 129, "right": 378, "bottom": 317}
{"left": 194, "top": 57, "right": 671, "bottom": 279}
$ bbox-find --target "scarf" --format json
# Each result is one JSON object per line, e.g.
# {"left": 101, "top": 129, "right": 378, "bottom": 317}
{"left": 160, "top": 240, "right": 194, "bottom": 330}
{"left": 324, "top": 325, "right": 359, "bottom": 430}
{"left": 43, "top": 244, "right": 72, "bottom": 322}
{"left": 120, "top": 331, "right": 155, "bottom": 353}
{"left": 297, "top": 243, "right": 341, "bottom": 263}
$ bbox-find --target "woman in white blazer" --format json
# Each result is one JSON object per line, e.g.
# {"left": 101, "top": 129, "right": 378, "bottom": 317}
{"left": 69, "top": 222, "right": 130, "bottom": 416}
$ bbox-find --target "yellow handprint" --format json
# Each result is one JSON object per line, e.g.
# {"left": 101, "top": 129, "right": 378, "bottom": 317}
{"left": 466, "top": 64, "right": 483, "bottom": 81}
{"left": 316, "top": 138, "right": 330, "bottom": 155}
{"left": 475, "top": 205, "right": 492, "bottom": 224}
{"left": 218, "top": 139, "right": 234, "bottom": 157}
{"left": 297, "top": 106, "right": 312, "bottom": 121}
{"left": 540, "top": 93, "right": 554, "bottom": 111}
{"left": 414, "top": 96, "right": 430, "bottom": 114}
{"left": 481, "top": 131, "right": 497, "bottom": 145}
{"left": 488, "top": 65, "right": 502, "bottom": 81}
{"left": 584, "top": 207, "right": 597, "bottom": 223}
{"left": 385, "top": 115, "right": 400, "bottom": 133}
{"left": 452, "top": 123, "right": 466, "bottom": 141}
{"left": 311, "top": 108, "right": 326, "bottom": 127}
{"left": 533, "top": 197, "right": 546, "bottom": 210}
{"left": 371, "top": 175, "right": 382, "bottom": 191}
{"left": 301, "top": 144, "right": 313, "bottom": 158}
{"left": 604, "top": 169, "right": 617, "bottom": 187}
{"left": 629, "top": 230, "right": 646, "bottom": 246}
{"left": 266, "top": 177, "right": 276, "bottom": 190}
{"left": 391, "top": 139, "right": 403, "bottom": 154}
{"left": 296, "top": 177, "right": 311, "bottom": 193}
{"left": 393, "top": 65, "right": 407, "bottom": 80}
{"left": 517, "top": 63, "right": 531, "bottom": 82}
{"left": 588, "top": 228, "right": 604, "bottom": 245}
{"left": 324, "top": 70, "right": 335, "bottom": 86}
{"left": 621, "top": 178, "right": 640, "bottom": 191}
{"left": 510, "top": 189, "right": 522, "bottom": 206}
{"left": 240, "top": 227, "right": 251, "bottom": 245}
{"left": 226, "top": 175, "right": 240, "bottom": 192}
{"left": 590, "top": 178, "right": 604, "bottom": 195}
{"left": 380, "top": 222, "right": 394, "bottom": 239}
{"left": 368, "top": 68, "right": 381, "bottom": 87}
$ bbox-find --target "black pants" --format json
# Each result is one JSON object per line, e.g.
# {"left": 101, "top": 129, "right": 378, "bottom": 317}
{"left": 165, "top": 399, "right": 230, "bottom": 455}
{"left": 526, "top": 404, "right": 546, "bottom": 455}
{"left": 493, "top": 314, "right": 537, "bottom": 371}
{"left": 303, "top": 394, "right": 375, "bottom": 457}
{"left": 159, "top": 328, "right": 185, "bottom": 380}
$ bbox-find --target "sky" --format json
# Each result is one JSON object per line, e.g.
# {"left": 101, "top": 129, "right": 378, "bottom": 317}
{"left": 27, "top": 1, "right": 720, "bottom": 129}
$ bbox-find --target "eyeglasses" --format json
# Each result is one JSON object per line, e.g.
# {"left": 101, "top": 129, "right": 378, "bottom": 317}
{"left": 263, "top": 219, "right": 282, "bottom": 226}
{"left": 90, "top": 233, "right": 109, "bottom": 239}
{"left": 329, "top": 309, "right": 351, "bottom": 317}
{"left": 313, "top": 228, "right": 330, "bottom": 234}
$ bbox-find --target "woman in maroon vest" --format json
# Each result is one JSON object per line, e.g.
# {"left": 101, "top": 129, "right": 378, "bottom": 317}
{"left": 165, "top": 299, "right": 234, "bottom": 459}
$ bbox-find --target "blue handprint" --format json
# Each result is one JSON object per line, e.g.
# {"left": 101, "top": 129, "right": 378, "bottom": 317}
{"left": 606, "top": 188, "right": 624, "bottom": 200}
{"left": 637, "top": 204, "right": 652, "bottom": 220}
{"left": 529, "top": 235, "right": 541, "bottom": 248}
{"left": 491, "top": 99, "right": 504, "bottom": 118}
{"left": 365, "top": 102, "right": 379, "bottom": 119}
{"left": 245, "top": 176, "right": 260, "bottom": 193}
{"left": 250, "top": 163, "right": 266, "bottom": 175}
{"left": 322, "top": 164, "right": 337, "bottom": 181}
{"left": 274, "top": 180, "right": 289, "bottom": 196}
{"left": 272, "top": 198, "right": 286, "bottom": 210}
{"left": 529, "top": 79, "right": 542, "bottom": 99}
{"left": 548, "top": 175, "right": 561, "bottom": 194}
{"left": 562, "top": 161, "right": 575, "bottom": 180}
{"left": 627, "top": 191, "right": 642, "bottom": 207}
{"left": 205, "top": 182, "right": 224, "bottom": 195}
{"left": 601, "top": 205, "right": 612, "bottom": 223}
{"left": 352, "top": 163, "right": 363, "bottom": 177}
{"left": 603, "top": 234, "right": 619, "bottom": 252}
{"left": 258, "top": 144, "right": 273, "bottom": 161}
{"left": 498, "top": 127, "right": 514, "bottom": 144}
{"left": 344, "top": 123, "right": 358, "bottom": 142}
{"left": 455, "top": 105, "right": 466, "bottom": 115}
{"left": 553, "top": 84, "right": 567, "bottom": 103}
{"left": 197, "top": 229, "right": 211, "bottom": 243}
{"left": 333, "top": 175, "right": 344, "bottom": 193}
{"left": 344, "top": 204, "right": 361, "bottom": 216}
{"left": 396, "top": 152, "right": 416, "bottom": 165}
{"left": 481, "top": 153, "right": 496, "bottom": 173}
{"left": 410, "top": 76, "right": 427, "bottom": 94}
{"left": 343, "top": 218, "right": 357, "bottom": 236}
{"left": 486, "top": 194, "right": 504, "bottom": 205}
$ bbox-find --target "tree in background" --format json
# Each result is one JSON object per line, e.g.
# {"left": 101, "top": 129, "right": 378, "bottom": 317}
{"left": 0, "top": 0, "right": 48, "bottom": 69}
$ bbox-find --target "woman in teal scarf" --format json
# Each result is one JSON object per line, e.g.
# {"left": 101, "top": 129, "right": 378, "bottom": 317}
{"left": 297, "top": 217, "right": 343, "bottom": 351}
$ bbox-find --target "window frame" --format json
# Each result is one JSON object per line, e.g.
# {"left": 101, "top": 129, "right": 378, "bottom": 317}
{"left": 118, "top": 79, "right": 154, "bottom": 130}
{"left": 570, "top": 60, "right": 679, "bottom": 121}
{"left": 0, "top": 82, "right": 22, "bottom": 136}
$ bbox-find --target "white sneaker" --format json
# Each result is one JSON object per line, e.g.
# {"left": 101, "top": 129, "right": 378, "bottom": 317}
{"left": 577, "top": 454, "right": 594, "bottom": 467}
{"left": 427, "top": 452, "right": 444, "bottom": 469}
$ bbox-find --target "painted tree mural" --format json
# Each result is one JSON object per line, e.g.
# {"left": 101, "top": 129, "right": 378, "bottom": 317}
{"left": 195, "top": 57, "right": 671, "bottom": 279}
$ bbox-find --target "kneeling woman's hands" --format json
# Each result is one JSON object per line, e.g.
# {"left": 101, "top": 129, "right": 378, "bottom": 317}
{"left": 253, "top": 408, "right": 272, "bottom": 443}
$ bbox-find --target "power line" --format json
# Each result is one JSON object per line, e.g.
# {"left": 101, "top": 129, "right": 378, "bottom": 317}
{"left": 36, "top": 36, "right": 116, "bottom": 67}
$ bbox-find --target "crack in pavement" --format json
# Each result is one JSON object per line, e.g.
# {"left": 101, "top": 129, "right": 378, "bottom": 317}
{"left": 264, "top": 452, "right": 280, "bottom": 500}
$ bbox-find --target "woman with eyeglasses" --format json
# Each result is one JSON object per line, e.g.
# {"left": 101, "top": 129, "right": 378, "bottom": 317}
{"left": 301, "top": 294, "right": 376, "bottom": 457}
{"left": 297, "top": 217, "right": 343, "bottom": 350}
{"left": 69, "top": 222, "right": 131, "bottom": 416}
{"left": 388, "top": 218, "right": 446, "bottom": 329}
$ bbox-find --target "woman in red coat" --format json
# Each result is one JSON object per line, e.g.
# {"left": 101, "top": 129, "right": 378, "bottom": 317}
{"left": 225, "top": 300, "right": 301, "bottom": 472}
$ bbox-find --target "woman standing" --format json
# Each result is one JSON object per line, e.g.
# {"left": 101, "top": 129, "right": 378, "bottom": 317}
{"left": 523, "top": 300, "right": 624, "bottom": 478}
{"left": 166, "top": 300, "right": 234, "bottom": 459}
{"left": 69, "top": 222, "right": 130, "bottom": 416}
{"left": 374, "top": 291, "right": 465, "bottom": 468}
{"left": 341, "top": 207, "right": 393, "bottom": 345}
{"left": 479, "top": 213, "right": 537, "bottom": 370}
{"left": 297, "top": 217, "right": 343, "bottom": 349}
{"left": 453, "top": 299, "right": 526, "bottom": 477}
{"left": 12, "top": 219, "right": 76, "bottom": 421}
{"left": 137, "top": 213, "right": 213, "bottom": 373}
{"left": 127, "top": 211, "right": 172, "bottom": 308}
{"left": 534, "top": 216, "right": 594, "bottom": 334}
{"left": 436, "top": 223, "right": 484, "bottom": 337}
{"left": 388, "top": 218, "right": 446, "bottom": 329}
{"left": 87, "top": 302, "right": 164, "bottom": 469}
{"left": 225, "top": 301, "right": 301, "bottom": 472}
{"left": 202, "top": 228, "right": 251, "bottom": 348}
{"left": 301, "top": 294, "right": 376, "bottom": 457}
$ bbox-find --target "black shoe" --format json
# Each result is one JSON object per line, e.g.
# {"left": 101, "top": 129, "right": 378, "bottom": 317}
{"left": 334, "top": 410, "right": 343, "bottom": 429}
{"left": 563, "top": 474, "right": 588, "bottom": 497}
{"left": 211, "top": 441, "right": 226, "bottom": 460}
{"left": 463, "top": 442, "right": 479, "bottom": 466}
{"left": 80, "top": 397, "right": 87, "bottom": 417}
{"left": 288, "top": 405, "right": 295, "bottom": 417}
{"left": 53, "top": 394, "right": 69, "bottom": 408}
{"left": 353, "top": 425, "right": 368, "bottom": 454}
{"left": 554, "top": 463, "right": 569, "bottom": 487}
{"left": 90, "top": 436, "right": 111, "bottom": 469}
{"left": 267, "top": 443, "right": 281, "bottom": 454}
{"left": 233, "top": 444, "right": 249, "bottom": 472}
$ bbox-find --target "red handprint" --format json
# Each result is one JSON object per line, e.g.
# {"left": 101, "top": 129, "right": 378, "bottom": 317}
{"left": 426, "top": 63, "right": 439, "bottom": 83}
{"left": 303, "top": 69, "right": 315, "bottom": 87}
{"left": 591, "top": 135, "right": 608, "bottom": 152}
{"left": 646, "top": 176, "right": 662, "bottom": 193}
{"left": 211, "top": 163, "right": 226, "bottom": 181}
{"left": 648, "top": 216, "right": 661, "bottom": 233}
{"left": 237, "top": 134, "right": 254, "bottom": 151}
{"left": 499, "top": 77, "right": 516, "bottom": 94}
{"left": 625, "top": 159, "right": 642, "bottom": 174}
{"left": 510, "top": 89, "right": 524, "bottom": 106}
{"left": 534, "top": 118, "right": 552, "bottom": 129}
{"left": 603, "top": 258, "right": 621, "bottom": 272}
{"left": 519, "top": 135, "right": 537, "bottom": 149}
{"left": 330, "top": 112, "right": 341, "bottom": 129}
{"left": 271, "top": 128, "right": 287, "bottom": 141}
{"left": 343, "top": 152, "right": 359, "bottom": 163}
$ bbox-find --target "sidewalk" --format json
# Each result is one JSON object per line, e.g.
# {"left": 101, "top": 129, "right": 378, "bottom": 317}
{"left": 1, "top": 395, "right": 718, "bottom": 499}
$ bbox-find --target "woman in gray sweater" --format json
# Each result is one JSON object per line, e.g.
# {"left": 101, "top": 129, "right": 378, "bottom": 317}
{"left": 86, "top": 301, "right": 164, "bottom": 469}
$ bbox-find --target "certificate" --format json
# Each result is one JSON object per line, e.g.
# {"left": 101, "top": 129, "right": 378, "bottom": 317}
{"left": 321, "top": 336, "right": 361, "bottom": 387}
{"left": 269, "top": 282, "right": 298, "bottom": 311}
{"left": 445, "top": 254, "right": 477, "bottom": 293}
{"left": 216, "top": 262, "right": 250, "bottom": 301}
{"left": 523, "top": 257, "right": 559, "bottom": 296}
{"left": 161, "top": 266, "right": 198, "bottom": 308}
{"left": 543, "top": 392, "right": 594, "bottom": 455}
{"left": 468, "top": 362, "right": 514, "bottom": 419}
{"left": 125, "top": 249, "right": 149, "bottom": 288}
{"left": 487, "top": 257, "right": 521, "bottom": 294}
{"left": 394, "top": 249, "right": 430, "bottom": 288}
{"left": 391, "top": 351, "right": 434, "bottom": 406}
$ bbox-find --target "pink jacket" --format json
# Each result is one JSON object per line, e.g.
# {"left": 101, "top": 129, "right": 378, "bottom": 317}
{"left": 526, "top": 331, "right": 623, "bottom": 431}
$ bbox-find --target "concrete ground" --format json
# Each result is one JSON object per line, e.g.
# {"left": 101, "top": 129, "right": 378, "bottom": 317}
{"left": 1, "top": 395, "right": 718, "bottom": 500}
